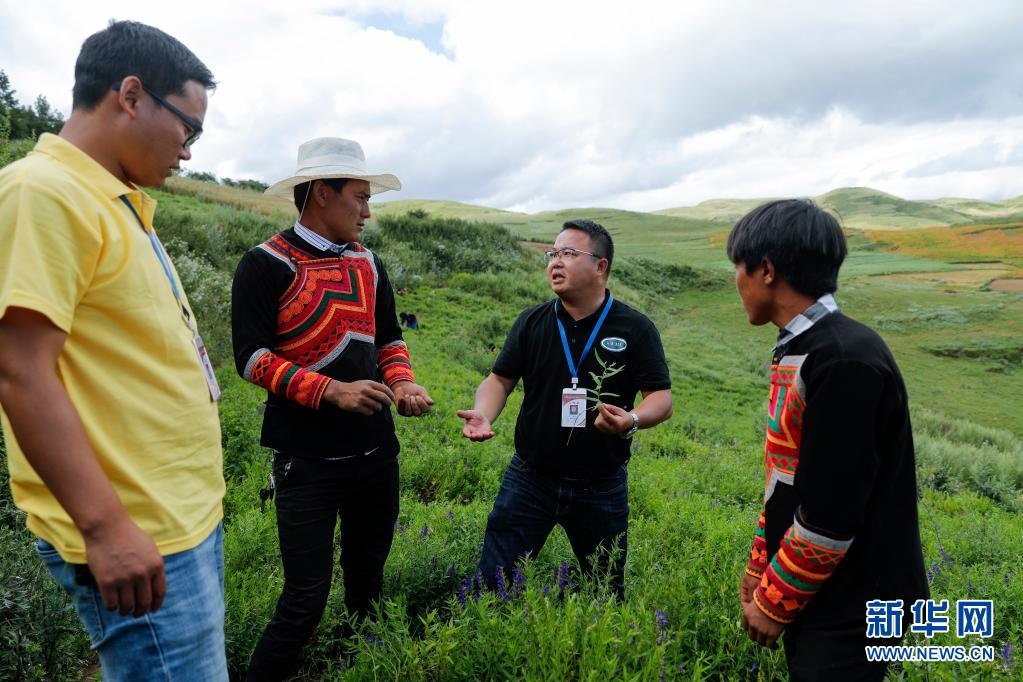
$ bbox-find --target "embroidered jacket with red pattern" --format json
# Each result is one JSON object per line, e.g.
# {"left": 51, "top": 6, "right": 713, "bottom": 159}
{"left": 238, "top": 234, "right": 412, "bottom": 410}
{"left": 748, "top": 353, "right": 853, "bottom": 624}
{"left": 744, "top": 312, "right": 927, "bottom": 629}
{"left": 231, "top": 229, "right": 414, "bottom": 458}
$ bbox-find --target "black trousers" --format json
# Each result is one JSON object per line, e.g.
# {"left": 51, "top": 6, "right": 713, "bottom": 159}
{"left": 784, "top": 619, "right": 894, "bottom": 682}
{"left": 246, "top": 452, "right": 399, "bottom": 682}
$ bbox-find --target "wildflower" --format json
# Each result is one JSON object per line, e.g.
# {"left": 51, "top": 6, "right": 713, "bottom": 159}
{"left": 939, "top": 547, "right": 954, "bottom": 567}
{"left": 420, "top": 524, "right": 429, "bottom": 539}
{"left": 496, "top": 566, "right": 512, "bottom": 600}
{"left": 512, "top": 565, "right": 526, "bottom": 592}
{"left": 1001, "top": 642, "right": 1012, "bottom": 671}
{"left": 543, "top": 583, "right": 551, "bottom": 596}
{"left": 655, "top": 609, "right": 669, "bottom": 629}
{"left": 448, "top": 510, "right": 455, "bottom": 521}
{"left": 751, "top": 662, "right": 760, "bottom": 672}
{"left": 457, "top": 583, "right": 467, "bottom": 607}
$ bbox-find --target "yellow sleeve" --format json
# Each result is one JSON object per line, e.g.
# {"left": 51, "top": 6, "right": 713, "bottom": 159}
{"left": 0, "top": 176, "right": 102, "bottom": 332}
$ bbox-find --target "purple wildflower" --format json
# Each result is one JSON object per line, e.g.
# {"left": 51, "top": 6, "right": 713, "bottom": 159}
{"left": 457, "top": 582, "right": 467, "bottom": 607}
{"left": 448, "top": 510, "right": 455, "bottom": 521}
{"left": 655, "top": 609, "right": 669, "bottom": 629}
{"left": 1002, "top": 642, "right": 1013, "bottom": 671}
{"left": 939, "top": 547, "right": 953, "bottom": 566}
{"left": 420, "top": 524, "right": 429, "bottom": 539}
{"left": 751, "top": 662, "right": 760, "bottom": 672}
{"left": 496, "top": 567, "right": 512, "bottom": 600}
{"left": 543, "top": 583, "right": 551, "bottom": 596}
{"left": 512, "top": 565, "right": 526, "bottom": 592}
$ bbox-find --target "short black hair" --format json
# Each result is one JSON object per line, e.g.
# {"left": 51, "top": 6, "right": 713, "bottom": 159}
{"left": 726, "top": 199, "right": 847, "bottom": 299}
{"left": 561, "top": 219, "right": 614, "bottom": 272}
{"left": 72, "top": 20, "right": 216, "bottom": 110}
{"left": 293, "top": 178, "right": 347, "bottom": 212}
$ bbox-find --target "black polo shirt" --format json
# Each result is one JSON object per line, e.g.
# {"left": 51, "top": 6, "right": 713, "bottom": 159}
{"left": 493, "top": 290, "right": 671, "bottom": 477}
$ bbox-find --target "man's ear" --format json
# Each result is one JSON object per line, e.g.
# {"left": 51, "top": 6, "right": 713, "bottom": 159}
{"left": 114, "top": 76, "right": 143, "bottom": 119}
{"left": 313, "top": 180, "right": 332, "bottom": 207}
{"left": 760, "top": 259, "right": 776, "bottom": 286}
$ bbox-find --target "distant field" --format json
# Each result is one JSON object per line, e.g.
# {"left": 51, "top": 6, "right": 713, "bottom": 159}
{"left": 657, "top": 186, "right": 1023, "bottom": 232}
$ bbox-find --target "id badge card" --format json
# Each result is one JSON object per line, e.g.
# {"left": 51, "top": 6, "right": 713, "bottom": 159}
{"left": 561, "top": 387, "right": 587, "bottom": 428}
{"left": 193, "top": 332, "right": 222, "bottom": 401}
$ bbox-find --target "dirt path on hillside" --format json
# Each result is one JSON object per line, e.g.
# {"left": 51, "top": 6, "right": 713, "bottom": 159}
{"left": 989, "top": 279, "right": 1023, "bottom": 292}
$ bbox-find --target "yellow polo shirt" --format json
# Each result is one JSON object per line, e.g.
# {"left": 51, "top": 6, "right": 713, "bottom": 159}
{"left": 0, "top": 134, "right": 224, "bottom": 563}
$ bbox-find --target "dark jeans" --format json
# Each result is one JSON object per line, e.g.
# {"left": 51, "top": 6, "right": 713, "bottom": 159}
{"left": 478, "top": 455, "right": 629, "bottom": 599}
{"left": 246, "top": 452, "right": 399, "bottom": 682}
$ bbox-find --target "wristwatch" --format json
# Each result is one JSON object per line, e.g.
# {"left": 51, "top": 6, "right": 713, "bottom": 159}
{"left": 620, "top": 411, "right": 640, "bottom": 439}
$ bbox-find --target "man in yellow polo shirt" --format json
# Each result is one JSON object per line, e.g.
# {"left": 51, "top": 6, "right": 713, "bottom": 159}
{"left": 0, "top": 21, "right": 226, "bottom": 681}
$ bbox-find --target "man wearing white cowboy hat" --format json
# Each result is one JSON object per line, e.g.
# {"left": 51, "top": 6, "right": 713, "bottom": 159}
{"left": 231, "top": 137, "right": 433, "bottom": 680}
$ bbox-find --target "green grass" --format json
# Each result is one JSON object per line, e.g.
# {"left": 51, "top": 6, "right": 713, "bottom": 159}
{"left": 1, "top": 193, "right": 1021, "bottom": 680}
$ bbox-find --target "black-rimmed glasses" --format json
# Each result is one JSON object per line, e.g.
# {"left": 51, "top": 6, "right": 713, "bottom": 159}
{"left": 112, "top": 81, "right": 203, "bottom": 147}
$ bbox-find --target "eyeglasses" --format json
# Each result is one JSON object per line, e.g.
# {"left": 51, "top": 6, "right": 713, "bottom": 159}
{"left": 543, "top": 247, "right": 603, "bottom": 264}
{"left": 112, "top": 81, "right": 203, "bottom": 148}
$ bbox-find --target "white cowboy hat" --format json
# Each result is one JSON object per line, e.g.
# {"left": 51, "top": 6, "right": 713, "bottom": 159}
{"left": 264, "top": 137, "right": 401, "bottom": 198}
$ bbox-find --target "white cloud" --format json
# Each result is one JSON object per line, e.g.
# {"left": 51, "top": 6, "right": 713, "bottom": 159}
{"left": 2, "top": 0, "right": 1023, "bottom": 210}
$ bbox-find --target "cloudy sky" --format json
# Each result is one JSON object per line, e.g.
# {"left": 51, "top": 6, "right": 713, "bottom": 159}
{"left": 3, "top": 1, "right": 1023, "bottom": 212}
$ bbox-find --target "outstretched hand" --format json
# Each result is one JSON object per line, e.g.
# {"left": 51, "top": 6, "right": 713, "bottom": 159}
{"left": 457, "top": 409, "right": 494, "bottom": 441}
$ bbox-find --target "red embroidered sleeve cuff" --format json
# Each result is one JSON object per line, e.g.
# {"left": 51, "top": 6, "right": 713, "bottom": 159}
{"left": 243, "top": 348, "right": 331, "bottom": 410}
{"left": 753, "top": 513, "right": 853, "bottom": 623}
{"left": 377, "top": 341, "right": 415, "bottom": 387}
{"left": 746, "top": 511, "right": 769, "bottom": 578}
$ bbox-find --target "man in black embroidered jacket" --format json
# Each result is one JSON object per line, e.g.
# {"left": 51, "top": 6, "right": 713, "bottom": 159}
{"left": 729, "top": 199, "right": 927, "bottom": 681}
{"left": 231, "top": 137, "right": 433, "bottom": 681}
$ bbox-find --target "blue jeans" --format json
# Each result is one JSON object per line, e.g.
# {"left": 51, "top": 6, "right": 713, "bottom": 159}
{"left": 478, "top": 455, "right": 630, "bottom": 598}
{"left": 36, "top": 523, "right": 227, "bottom": 682}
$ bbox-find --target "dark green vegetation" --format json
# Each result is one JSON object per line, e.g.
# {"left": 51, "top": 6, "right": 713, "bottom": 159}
{"left": 0, "top": 72, "right": 63, "bottom": 167}
{"left": 0, "top": 169, "right": 1021, "bottom": 679}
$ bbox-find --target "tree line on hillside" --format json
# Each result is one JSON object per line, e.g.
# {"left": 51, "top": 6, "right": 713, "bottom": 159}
{"left": 0, "top": 70, "right": 64, "bottom": 140}
{"left": 0, "top": 73, "right": 265, "bottom": 192}
{"left": 180, "top": 169, "right": 268, "bottom": 193}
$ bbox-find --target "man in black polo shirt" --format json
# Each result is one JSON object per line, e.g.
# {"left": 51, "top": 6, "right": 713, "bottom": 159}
{"left": 457, "top": 219, "right": 673, "bottom": 598}
{"left": 729, "top": 200, "right": 927, "bottom": 681}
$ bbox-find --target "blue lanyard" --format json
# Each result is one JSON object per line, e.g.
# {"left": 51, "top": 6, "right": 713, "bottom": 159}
{"left": 555, "top": 294, "right": 614, "bottom": 385}
{"left": 118, "top": 195, "right": 193, "bottom": 328}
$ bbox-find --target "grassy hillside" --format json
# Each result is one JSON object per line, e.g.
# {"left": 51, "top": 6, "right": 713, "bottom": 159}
{"left": 5, "top": 176, "right": 1020, "bottom": 679}
{"left": 657, "top": 187, "right": 1023, "bottom": 232}
{"left": 165, "top": 178, "right": 1023, "bottom": 280}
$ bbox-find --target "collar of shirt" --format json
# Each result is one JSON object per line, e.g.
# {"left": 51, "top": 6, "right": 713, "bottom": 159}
{"left": 294, "top": 221, "right": 348, "bottom": 254}
{"left": 555, "top": 289, "right": 612, "bottom": 328}
{"left": 774, "top": 293, "right": 839, "bottom": 352}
